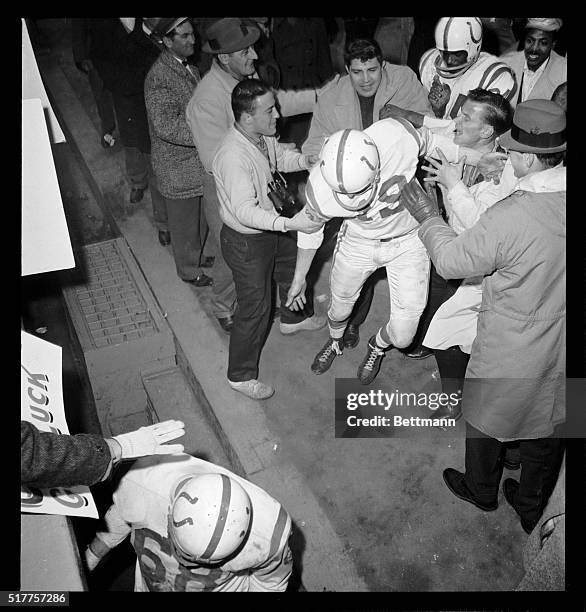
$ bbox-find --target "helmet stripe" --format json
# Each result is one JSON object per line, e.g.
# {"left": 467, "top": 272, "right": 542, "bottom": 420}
{"left": 199, "top": 474, "right": 231, "bottom": 561}
{"left": 443, "top": 18, "right": 454, "bottom": 50}
{"left": 336, "top": 129, "right": 352, "bottom": 192}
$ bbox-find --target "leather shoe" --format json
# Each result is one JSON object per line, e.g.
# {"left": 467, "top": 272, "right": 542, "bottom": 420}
{"left": 183, "top": 273, "right": 213, "bottom": 287}
{"left": 217, "top": 315, "right": 234, "bottom": 333}
{"left": 129, "top": 187, "right": 145, "bottom": 203}
{"left": 442, "top": 468, "right": 498, "bottom": 511}
{"left": 404, "top": 345, "right": 434, "bottom": 359}
{"left": 199, "top": 255, "right": 215, "bottom": 268}
{"left": 342, "top": 324, "right": 360, "bottom": 349}
{"left": 502, "top": 479, "right": 534, "bottom": 534}
{"left": 158, "top": 230, "right": 171, "bottom": 246}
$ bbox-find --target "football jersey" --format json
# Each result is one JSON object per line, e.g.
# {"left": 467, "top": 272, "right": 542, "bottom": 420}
{"left": 419, "top": 49, "right": 517, "bottom": 120}
{"left": 298, "top": 118, "right": 460, "bottom": 249}
{"left": 94, "top": 455, "right": 292, "bottom": 592}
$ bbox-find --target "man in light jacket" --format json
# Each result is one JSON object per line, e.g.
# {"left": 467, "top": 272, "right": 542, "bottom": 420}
{"left": 186, "top": 18, "right": 319, "bottom": 335}
{"left": 401, "top": 98, "right": 566, "bottom": 535}
{"left": 502, "top": 18, "right": 566, "bottom": 106}
{"left": 212, "top": 79, "right": 324, "bottom": 400}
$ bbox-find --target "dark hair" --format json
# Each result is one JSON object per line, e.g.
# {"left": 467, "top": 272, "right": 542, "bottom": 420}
{"left": 344, "top": 38, "right": 383, "bottom": 68}
{"left": 231, "top": 78, "right": 272, "bottom": 121}
{"left": 536, "top": 151, "right": 565, "bottom": 168}
{"left": 466, "top": 88, "right": 513, "bottom": 137}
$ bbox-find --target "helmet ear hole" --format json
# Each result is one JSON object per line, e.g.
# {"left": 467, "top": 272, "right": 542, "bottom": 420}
{"left": 170, "top": 474, "right": 252, "bottom": 564}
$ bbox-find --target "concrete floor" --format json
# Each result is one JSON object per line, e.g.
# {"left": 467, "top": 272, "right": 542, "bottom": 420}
{"left": 29, "top": 18, "right": 532, "bottom": 592}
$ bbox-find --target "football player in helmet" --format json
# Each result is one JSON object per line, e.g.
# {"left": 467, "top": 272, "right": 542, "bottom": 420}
{"left": 285, "top": 118, "right": 482, "bottom": 385}
{"left": 419, "top": 17, "right": 518, "bottom": 120}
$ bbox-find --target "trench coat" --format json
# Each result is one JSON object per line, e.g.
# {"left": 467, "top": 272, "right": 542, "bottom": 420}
{"left": 418, "top": 166, "right": 566, "bottom": 441}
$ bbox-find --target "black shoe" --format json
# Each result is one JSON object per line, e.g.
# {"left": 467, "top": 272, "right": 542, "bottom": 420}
{"left": 200, "top": 255, "right": 215, "bottom": 268}
{"left": 217, "top": 315, "right": 234, "bottom": 333}
{"left": 357, "top": 336, "right": 386, "bottom": 385}
{"left": 311, "top": 338, "right": 343, "bottom": 375}
{"left": 502, "top": 479, "right": 534, "bottom": 534}
{"left": 183, "top": 273, "right": 213, "bottom": 287}
{"left": 404, "top": 345, "right": 434, "bottom": 359}
{"left": 158, "top": 230, "right": 171, "bottom": 246}
{"left": 130, "top": 187, "right": 145, "bottom": 203}
{"left": 342, "top": 324, "right": 360, "bottom": 349}
{"left": 432, "top": 403, "right": 462, "bottom": 423}
{"left": 442, "top": 468, "right": 498, "bottom": 511}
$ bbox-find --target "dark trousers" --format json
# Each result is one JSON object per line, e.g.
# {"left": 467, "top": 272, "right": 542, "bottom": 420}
{"left": 406, "top": 263, "right": 461, "bottom": 351}
{"left": 165, "top": 196, "right": 205, "bottom": 281}
{"left": 87, "top": 68, "right": 116, "bottom": 137}
{"left": 434, "top": 345, "right": 470, "bottom": 395}
{"left": 464, "top": 422, "right": 564, "bottom": 527}
{"left": 221, "top": 225, "right": 314, "bottom": 382}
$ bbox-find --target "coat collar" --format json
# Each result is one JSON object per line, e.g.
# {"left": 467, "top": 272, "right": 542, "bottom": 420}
{"left": 160, "top": 49, "right": 199, "bottom": 84}
{"left": 334, "top": 63, "right": 392, "bottom": 108}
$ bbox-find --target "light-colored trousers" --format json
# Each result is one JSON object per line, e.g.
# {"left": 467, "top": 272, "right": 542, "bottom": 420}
{"left": 327, "top": 223, "right": 430, "bottom": 348}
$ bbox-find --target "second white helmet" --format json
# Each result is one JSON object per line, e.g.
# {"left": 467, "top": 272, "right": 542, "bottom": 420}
{"left": 319, "top": 129, "right": 380, "bottom": 198}
{"left": 434, "top": 17, "right": 483, "bottom": 78}
{"left": 169, "top": 473, "right": 252, "bottom": 565}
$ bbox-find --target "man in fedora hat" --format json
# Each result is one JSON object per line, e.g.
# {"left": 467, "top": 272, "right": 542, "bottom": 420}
{"left": 186, "top": 17, "right": 320, "bottom": 335}
{"left": 400, "top": 98, "right": 566, "bottom": 534}
{"left": 144, "top": 18, "right": 213, "bottom": 287}
{"left": 502, "top": 18, "right": 566, "bottom": 106}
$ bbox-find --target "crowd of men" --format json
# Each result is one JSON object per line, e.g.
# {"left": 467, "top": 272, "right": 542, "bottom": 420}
{"left": 28, "top": 16, "right": 566, "bottom": 592}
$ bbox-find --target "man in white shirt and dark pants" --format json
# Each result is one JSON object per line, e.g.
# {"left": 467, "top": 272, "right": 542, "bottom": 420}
{"left": 212, "top": 79, "right": 324, "bottom": 399}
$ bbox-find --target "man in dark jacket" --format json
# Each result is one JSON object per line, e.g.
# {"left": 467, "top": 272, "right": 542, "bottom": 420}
{"left": 21, "top": 419, "right": 185, "bottom": 489}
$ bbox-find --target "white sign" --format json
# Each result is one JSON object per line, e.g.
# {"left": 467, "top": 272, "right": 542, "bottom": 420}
{"left": 21, "top": 331, "right": 98, "bottom": 519}
{"left": 21, "top": 98, "right": 75, "bottom": 276}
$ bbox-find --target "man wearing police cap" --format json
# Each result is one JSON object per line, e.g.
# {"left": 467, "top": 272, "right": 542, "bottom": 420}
{"left": 401, "top": 98, "right": 566, "bottom": 535}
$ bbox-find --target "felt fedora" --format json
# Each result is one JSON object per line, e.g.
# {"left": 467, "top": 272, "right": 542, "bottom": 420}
{"left": 202, "top": 17, "right": 260, "bottom": 54}
{"left": 499, "top": 99, "right": 566, "bottom": 153}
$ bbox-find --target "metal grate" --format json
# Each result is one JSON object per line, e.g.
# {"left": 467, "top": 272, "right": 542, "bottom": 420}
{"left": 73, "top": 241, "right": 158, "bottom": 348}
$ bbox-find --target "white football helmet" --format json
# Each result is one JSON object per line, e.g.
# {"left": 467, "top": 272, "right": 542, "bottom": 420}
{"left": 434, "top": 17, "right": 483, "bottom": 78}
{"left": 318, "top": 129, "right": 380, "bottom": 210}
{"left": 169, "top": 473, "right": 252, "bottom": 565}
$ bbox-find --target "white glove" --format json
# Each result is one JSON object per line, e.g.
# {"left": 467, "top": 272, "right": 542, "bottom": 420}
{"left": 84, "top": 547, "right": 101, "bottom": 572}
{"left": 113, "top": 420, "right": 185, "bottom": 459}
